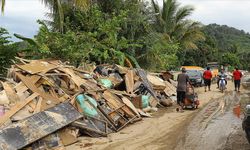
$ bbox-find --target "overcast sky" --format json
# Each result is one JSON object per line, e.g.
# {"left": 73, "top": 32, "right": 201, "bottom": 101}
{"left": 1, "top": 0, "right": 250, "bottom": 41}
{"left": 178, "top": 0, "right": 250, "bottom": 33}
{"left": 0, "top": 0, "right": 47, "bottom": 41}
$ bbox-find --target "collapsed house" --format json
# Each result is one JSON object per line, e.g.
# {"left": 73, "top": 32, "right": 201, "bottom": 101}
{"left": 0, "top": 58, "right": 177, "bottom": 150}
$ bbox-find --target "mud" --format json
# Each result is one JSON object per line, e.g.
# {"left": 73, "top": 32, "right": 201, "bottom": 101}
{"left": 175, "top": 91, "right": 250, "bottom": 150}
{"left": 68, "top": 82, "right": 250, "bottom": 150}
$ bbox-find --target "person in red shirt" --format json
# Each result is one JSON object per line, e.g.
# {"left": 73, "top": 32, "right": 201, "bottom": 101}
{"left": 233, "top": 67, "right": 243, "bottom": 92}
{"left": 203, "top": 67, "right": 213, "bottom": 92}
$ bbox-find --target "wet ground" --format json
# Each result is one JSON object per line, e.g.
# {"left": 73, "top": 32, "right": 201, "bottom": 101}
{"left": 68, "top": 82, "right": 250, "bottom": 150}
{"left": 175, "top": 91, "right": 250, "bottom": 150}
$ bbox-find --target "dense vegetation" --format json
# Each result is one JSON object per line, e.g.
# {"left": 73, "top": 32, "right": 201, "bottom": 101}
{"left": 203, "top": 24, "right": 250, "bottom": 70}
{"left": 0, "top": 0, "right": 250, "bottom": 75}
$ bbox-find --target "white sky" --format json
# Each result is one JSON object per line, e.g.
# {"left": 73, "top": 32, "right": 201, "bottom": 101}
{"left": 1, "top": 0, "right": 250, "bottom": 41}
{"left": 0, "top": 0, "right": 48, "bottom": 41}
{"left": 172, "top": 0, "right": 250, "bottom": 33}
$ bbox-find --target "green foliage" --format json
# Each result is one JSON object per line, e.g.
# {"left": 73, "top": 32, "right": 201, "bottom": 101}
{"left": 151, "top": 0, "right": 205, "bottom": 50}
{"left": 139, "top": 33, "right": 179, "bottom": 71}
{"left": 0, "top": 27, "right": 17, "bottom": 75}
{"left": 221, "top": 53, "right": 240, "bottom": 67}
{"left": 201, "top": 24, "right": 250, "bottom": 70}
{"left": 5, "top": 0, "right": 250, "bottom": 73}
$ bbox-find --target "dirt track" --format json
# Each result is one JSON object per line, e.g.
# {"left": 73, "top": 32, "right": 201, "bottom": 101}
{"left": 67, "top": 82, "right": 250, "bottom": 150}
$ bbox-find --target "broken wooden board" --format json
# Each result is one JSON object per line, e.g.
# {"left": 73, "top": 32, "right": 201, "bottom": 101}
{"left": 121, "top": 97, "right": 140, "bottom": 116}
{"left": 125, "top": 70, "right": 134, "bottom": 94}
{"left": 0, "top": 102, "right": 82, "bottom": 150}
{"left": 15, "top": 72, "right": 61, "bottom": 103}
{"left": 0, "top": 81, "right": 20, "bottom": 104}
{"left": 146, "top": 74, "right": 166, "bottom": 90}
{"left": 131, "top": 96, "right": 143, "bottom": 109}
{"left": 114, "top": 64, "right": 128, "bottom": 74}
{"left": 163, "top": 84, "right": 173, "bottom": 97}
{"left": 164, "top": 81, "right": 176, "bottom": 96}
{"left": 58, "top": 128, "right": 78, "bottom": 146}
{"left": 149, "top": 96, "right": 158, "bottom": 108}
{"left": 0, "top": 93, "right": 39, "bottom": 127}
{"left": 58, "top": 68, "right": 86, "bottom": 87}
{"left": 16, "top": 60, "right": 58, "bottom": 74}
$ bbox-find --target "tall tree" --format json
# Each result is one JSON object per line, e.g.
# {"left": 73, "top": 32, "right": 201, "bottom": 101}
{"left": 151, "top": 0, "right": 204, "bottom": 49}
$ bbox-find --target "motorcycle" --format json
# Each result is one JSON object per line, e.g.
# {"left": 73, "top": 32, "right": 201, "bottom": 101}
{"left": 219, "top": 77, "right": 226, "bottom": 93}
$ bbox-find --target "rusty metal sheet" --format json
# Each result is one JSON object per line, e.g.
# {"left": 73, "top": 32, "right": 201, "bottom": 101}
{"left": 0, "top": 102, "right": 82, "bottom": 150}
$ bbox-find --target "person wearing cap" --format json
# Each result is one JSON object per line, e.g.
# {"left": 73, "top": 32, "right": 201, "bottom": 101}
{"left": 203, "top": 67, "right": 213, "bottom": 92}
{"left": 233, "top": 67, "right": 243, "bottom": 92}
{"left": 176, "top": 68, "right": 190, "bottom": 112}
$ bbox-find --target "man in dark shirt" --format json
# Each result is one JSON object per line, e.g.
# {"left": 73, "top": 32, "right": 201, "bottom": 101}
{"left": 176, "top": 68, "right": 190, "bottom": 112}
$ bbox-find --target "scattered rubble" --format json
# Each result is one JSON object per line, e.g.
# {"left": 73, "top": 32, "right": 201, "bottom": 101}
{"left": 0, "top": 58, "right": 177, "bottom": 149}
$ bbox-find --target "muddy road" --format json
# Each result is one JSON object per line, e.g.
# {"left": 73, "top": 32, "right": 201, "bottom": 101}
{"left": 68, "top": 82, "right": 250, "bottom": 150}
{"left": 175, "top": 91, "right": 250, "bottom": 150}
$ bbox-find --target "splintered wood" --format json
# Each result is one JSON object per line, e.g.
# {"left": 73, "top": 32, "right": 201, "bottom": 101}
{"left": 0, "top": 59, "right": 177, "bottom": 149}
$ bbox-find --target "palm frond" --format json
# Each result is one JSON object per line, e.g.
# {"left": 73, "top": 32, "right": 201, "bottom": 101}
{"left": 14, "top": 34, "right": 39, "bottom": 47}
{"left": 175, "top": 5, "right": 194, "bottom": 23}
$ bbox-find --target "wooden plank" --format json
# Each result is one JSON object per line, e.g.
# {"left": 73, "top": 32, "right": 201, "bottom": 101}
{"left": 149, "top": 96, "right": 158, "bottom": 107}
{"left": 0, "top": 93, "right": 39, "bottom": 127}
{"left": 28, "top": 101, "right": 37, "bottom": 113}
{"left": 34, "top": 97, "right": 43, "bottom": 113}
{"left": 165, "top": 81, "right": 176, "bottom": 96}
{"left": 15, "top": 72, "right": 61, "bottom": 103}
{"left": 121, "top": 97, "right": 140, "bottom": 116}
{"left": 125, "top": 70, "right": 134, "bottom": 94}
{"left": 147, "top": 74, "right": 166, "bottom": 90}
{"left": 0, "top": 102, "right": 82, "bottom": 150}
{"left": 103, "top": 91, "right": 123, "bottom": 109}
{"left": 0, "top": 81, "right": 20, "bottom": 103}
{"left": 103, "top": 91, "right": 135, "bottom": 118}
{"left": 58, "top": 68, "right": 86, "bottom": 87}
{"left": 15, "top": 75, "right": 41, "bottom": 93}
{"left": 15, "top": 60, "right": 58, "bottom": 74}
{"left": 59, "top": 128, "right": 78, "bottom": 146}
{"left": 163, "top": 85, "right": 172, "bottom": 97}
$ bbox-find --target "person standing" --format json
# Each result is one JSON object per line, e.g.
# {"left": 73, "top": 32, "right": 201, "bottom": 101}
{"left": 203, "top": 67, "right": 213, "bottom": 92}
{"left": 233, "top": 67, "right": 243, "bottom": 92}
{"left": 176, "top": 68, "right": 190, "bottom": 112}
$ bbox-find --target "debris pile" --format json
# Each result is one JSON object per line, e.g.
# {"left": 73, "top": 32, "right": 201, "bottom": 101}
{"left": 0, "top": 58, "right": 177, "bottom": 149}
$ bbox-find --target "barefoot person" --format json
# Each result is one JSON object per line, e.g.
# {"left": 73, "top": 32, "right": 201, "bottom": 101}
{"left": 233, "top": 67, "right": 243, "bottom": 92}
{"left": 203, "top": 67, "right": 212, "bottom": 92}
{"left": 176, "top": 68, "right": 190, "bottom": 112}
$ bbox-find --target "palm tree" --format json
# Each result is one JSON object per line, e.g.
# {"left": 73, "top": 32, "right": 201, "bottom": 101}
{"left": 151, "top": 0, "right": 205, "bottom": 49}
